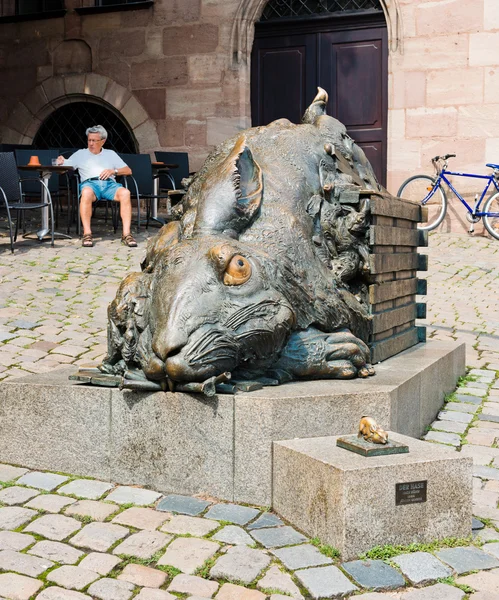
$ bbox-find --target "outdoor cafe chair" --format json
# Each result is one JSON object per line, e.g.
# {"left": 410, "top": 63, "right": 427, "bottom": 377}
{"left": 119, "top": 153, "right": 170, "bottom": 228}
{"left": 0, "top": 152, "right": 54, "bottom": 252}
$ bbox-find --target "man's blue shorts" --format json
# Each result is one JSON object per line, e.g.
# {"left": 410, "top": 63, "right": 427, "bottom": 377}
{"left": 80, "top": 179, "right": 123, "bottom": 201}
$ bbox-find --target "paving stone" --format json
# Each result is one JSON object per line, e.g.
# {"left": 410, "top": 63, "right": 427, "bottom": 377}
{"left": 87, "top": 578, "right": 135, "bottom": 600}
{"left": 135, "top": 590, "right": 176, "bottom": 600}
{"left": 342, "top": 559, "right": 405, "bottom": 590}
{"left": 474, "top": 465, "right": 499, "bottom": 481}
{"left": 212, "top": 525, "right": 254, "bottom": 546}
{"left": 431, "top": 420, "right": 468, "bottom": 434}
{"left": 57, "top": 479, "right": 114, "bottom": 500}
{"left": 25, "top": 494, "right": 77, "bottom": 513}
{"left": 204, "top": 503, "right": 260, "bottom": 525}
{"left": 160, "top": 514, "right": 218, "bottom": 536}
{"left": 473, "top": 517, "right": 486, "bottom": 530}
{"left": 0, "top": 549, "right": 54, "bottom": 576}
{"left": 0, "top": 506, "right": 36, "bottom": 529}
{"left": 216, "top": 583, "right": 266, "bottom": 600}
{"left": 16, "top": 471, "right": 69, "bottom": 491}
{"left": 455, "top": 394, "right": 483, "bottom": 404}
{"left": 113, "top": 530, "right": 172, "bottom": 559}
{"left": 112, "top": 507, "right": 170, "bottom": 530}
{"left": 78, "top": 552, "right": 121, "bottom": 575}
{"left": 456, "top": 568, "right": 499, "bottom": 593}
{"left": 10, "top": 319, "right": 40, "bottom": 330}
{"left": 28, "top": 540, "right": 84, "bottom": 565}
{"left": 117, "top": 563, "right": 167, "bottom": 588}
{"left": 399, "top": 583, "right": 465, "bottom": 599}
{"left": 209, "top": 546, "right": 271, "bottom": 584}
{"left": 0, "top": 572, "right": 43, "bottom": 599}
{"left": 0, "top": 530, "right": 35, "bottom": 551}
{"left": 36, "top": 588, "right": 92, "bottom": 599}
{"left": 0, "top": 486, "right": 39, "bottom": 505}
{"left": 257, "top": 565, "right": 303, "bottom": 598}
{"left": 65, "top": 500, "right": 119, "bottom": 522}
{"left": 69, "top": 522, "right": 129, "bottom": 552}
{"left": 158, "top": 537, "right": 220, "bottom": 575}
{"left": 438, "top": 411, "right": 473, "bottom": 424}
{"left": 295, "top": 565, "right": 358, "bottom": 599}
{"left": 24, "top": 514, "right": 82, "bottom": 541}
{"left": 247, "top": 513, "right": 284, "bottom": 529}
{"left": 479, "top": 411, "right": 499, "bottom": 422}
{"left": 157, "top": 494, "right": 211, "bottom": 516}
{"left": 0, "top": 464, "right": 28, "bottom": 482}
{"left": 169, "top": 573, "right": 219, "bottom": 597}
{"left": 435, "top": 546, "right": 499, "bottom": 574}
{"left": 462, "top": 387, "right": 488, "bottom": 396}
{"left": 482, "top": 542, "right": 499, "bottom": 559}
{"left": 105, "top": 486, "right": 161, "bottom": 506}
{"left": 47, "top": 565, "right": 100, "bottom": 590}
{"left": 391, "top": 552, "right": 452, "bottom": 585}
{"left": 270, "top": 544, "right": 333, "bottom": 569}
{"left": 249, "top": 526, "right": 307, "bottom": 548}
{"left": 424, "top": 431, "right": 461, "bottom": 446}
{"left": 474, "top": 528, "right": 499, "bottom": 543}
{"left": 445, "top": 402, "right": 479, "bottom": 414}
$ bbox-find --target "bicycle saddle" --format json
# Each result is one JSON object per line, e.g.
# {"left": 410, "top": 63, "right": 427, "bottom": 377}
{"left": 486, "top": 163, "right": 499, "bottom": 169}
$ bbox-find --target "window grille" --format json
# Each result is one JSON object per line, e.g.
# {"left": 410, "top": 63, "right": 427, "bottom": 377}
{"left": 260, "top": 0, "right": 382, "bottom": 21}
{"left": 33, "top": 101, "right": 137, "bottom": 154}
{"left": 0, "top": 0, "right": 63, "bottom": 16}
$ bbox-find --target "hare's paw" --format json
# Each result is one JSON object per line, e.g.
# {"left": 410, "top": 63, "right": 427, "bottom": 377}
{"left": 275, "top": 327, "right": 374, "bottom": 380}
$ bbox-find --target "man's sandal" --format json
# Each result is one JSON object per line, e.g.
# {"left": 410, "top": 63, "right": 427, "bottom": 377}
{"left": 82, "top": 234, "right": 94, "bottom": 247}
{"left": 121, "top": 234, "right": 137, "bottom": 248}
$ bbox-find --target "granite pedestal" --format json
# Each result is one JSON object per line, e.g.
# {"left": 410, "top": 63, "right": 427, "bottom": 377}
{"left": 273, "top": 433, "right": 473, "bottom": 560}
{"left": 0, "top": 340, "right": 464, "bottom": 506}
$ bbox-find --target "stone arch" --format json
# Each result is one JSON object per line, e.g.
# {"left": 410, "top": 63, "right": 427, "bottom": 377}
{"left": 2, "top": 73, "right": 160, "bottom": 153}
{"left": 230, "top": 0, "right": 403, "bottom": 66}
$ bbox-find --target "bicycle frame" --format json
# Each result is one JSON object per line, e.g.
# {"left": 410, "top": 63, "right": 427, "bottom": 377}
{"left": 425, "top": 169, "right": 499, "bottom": 217}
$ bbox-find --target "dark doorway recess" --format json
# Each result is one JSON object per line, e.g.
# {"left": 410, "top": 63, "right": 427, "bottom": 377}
{"left": 34, "top": 101, "right": 137, "bottom": 154}
{"left": 251, "top": 2, "right": 388, "bottom": 184}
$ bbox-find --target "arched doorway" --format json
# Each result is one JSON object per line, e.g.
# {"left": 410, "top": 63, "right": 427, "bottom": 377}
{"left": 34, "top": 100, "right": 137, "bottom": 153}
{"left": 251, "top": 0, "right": 388, "bottom": 184}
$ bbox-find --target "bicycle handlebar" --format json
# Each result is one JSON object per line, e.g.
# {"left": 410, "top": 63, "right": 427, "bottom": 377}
{"left": 431, "top": 154, "right": 456, "bottom": 163}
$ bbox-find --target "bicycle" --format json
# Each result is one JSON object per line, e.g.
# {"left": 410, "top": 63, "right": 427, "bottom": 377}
{"left": 397, "top": 154, "right": 499, "bottom": 240}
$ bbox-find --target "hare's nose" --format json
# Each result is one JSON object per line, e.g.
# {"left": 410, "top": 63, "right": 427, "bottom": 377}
{"left": 152, "top": 329, "right": 188, "bottom": 362}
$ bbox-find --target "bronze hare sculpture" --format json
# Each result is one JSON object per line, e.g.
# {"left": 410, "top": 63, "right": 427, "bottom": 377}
{"left": 101, "top": 88, "right": 380, "bottom": 393}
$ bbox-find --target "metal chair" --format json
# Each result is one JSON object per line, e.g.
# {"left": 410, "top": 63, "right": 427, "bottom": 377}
{"left": 154, "top": 151, "right": 191, "bottom": 191}
{"left": 119, "top": 153, "right": 169, "bottom": 228}
{"left": 0, "top": 152, "right": 54, "bottom": 252}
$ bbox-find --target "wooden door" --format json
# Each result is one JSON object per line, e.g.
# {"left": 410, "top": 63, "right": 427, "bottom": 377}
{"left": 320, "top": 28, "right": 387, "bottom": 185}
{"left": 251, "top": 13, "right": 387, "bottom": 184}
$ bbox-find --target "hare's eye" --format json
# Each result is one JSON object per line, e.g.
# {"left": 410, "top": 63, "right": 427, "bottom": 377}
{"left": 224, "top": 255, "right": 252, "bottom": 286}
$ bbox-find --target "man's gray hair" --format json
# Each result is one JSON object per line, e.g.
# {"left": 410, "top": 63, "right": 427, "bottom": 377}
{"left": 86, "top": 125, "right": 108, "bottom": 140}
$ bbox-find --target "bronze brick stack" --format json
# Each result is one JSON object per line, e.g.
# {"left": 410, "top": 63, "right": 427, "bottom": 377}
{"left": 367, "top": 193, "right": 427, "bottom": 363}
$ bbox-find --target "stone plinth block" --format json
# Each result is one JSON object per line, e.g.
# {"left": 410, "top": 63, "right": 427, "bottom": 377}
{"left": 0, "top": 341, "right": 464, "bottom": 506}
{"left": 273, "top": 433, "right": 472, "bottom": 560}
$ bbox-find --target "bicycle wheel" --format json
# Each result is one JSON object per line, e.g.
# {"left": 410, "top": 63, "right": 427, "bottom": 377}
{"left": 397, "top": 175, "right": 447, "bottom": 231}
{"left": 483, "top": 192, "right": 499, "bottom": 240}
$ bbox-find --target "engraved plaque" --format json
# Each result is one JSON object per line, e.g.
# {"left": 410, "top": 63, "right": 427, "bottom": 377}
{"left": 396, "top": 480, "right": 427, "bottom": 506}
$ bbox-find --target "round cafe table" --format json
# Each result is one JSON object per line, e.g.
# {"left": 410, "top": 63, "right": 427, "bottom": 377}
{"left": 20, "top": 164, "right": 74, "bottom": 241}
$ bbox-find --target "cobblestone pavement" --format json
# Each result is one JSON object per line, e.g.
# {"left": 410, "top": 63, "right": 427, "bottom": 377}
{"left": 0, "top": 231, "right": 498, "bottom": 599}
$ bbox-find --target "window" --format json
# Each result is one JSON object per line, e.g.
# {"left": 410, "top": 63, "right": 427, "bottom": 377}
{"left": 0, "top": 0, "right": 64, "bottom": 18}
{"left": 95, "top": 0, "right": 148, "bottom": 5}
{"left": 260, "top": 0, "right": 382, "bottom": 21}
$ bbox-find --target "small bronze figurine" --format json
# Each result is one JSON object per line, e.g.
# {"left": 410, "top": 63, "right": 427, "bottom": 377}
{"left": 358, "top": 416, "right": 388, "bottom": 445}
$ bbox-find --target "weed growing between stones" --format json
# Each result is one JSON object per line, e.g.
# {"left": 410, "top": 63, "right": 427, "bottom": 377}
{"left": 360, "top": 537, "right": 473, "bottom": 560}
{"left": 310, "top": 537, "right": 341, "bottom": 559}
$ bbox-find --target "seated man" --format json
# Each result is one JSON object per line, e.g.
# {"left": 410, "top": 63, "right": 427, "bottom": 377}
{"left": 58, "top": 125, "right": 136, "bottom": 247}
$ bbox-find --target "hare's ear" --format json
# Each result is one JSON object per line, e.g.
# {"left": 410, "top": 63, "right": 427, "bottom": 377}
{"left": 233, "top": 140, "right": 263, "bottom": 222}
{"left": 195, "top": 135, "right": 263, "bottom": 237}
{"left": 302, "top": 87, "right": 329, "bottom": 124}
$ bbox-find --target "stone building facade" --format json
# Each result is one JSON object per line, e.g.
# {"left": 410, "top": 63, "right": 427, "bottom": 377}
{"left": 0, "top": 0, "right": 498, "bottom": 232}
